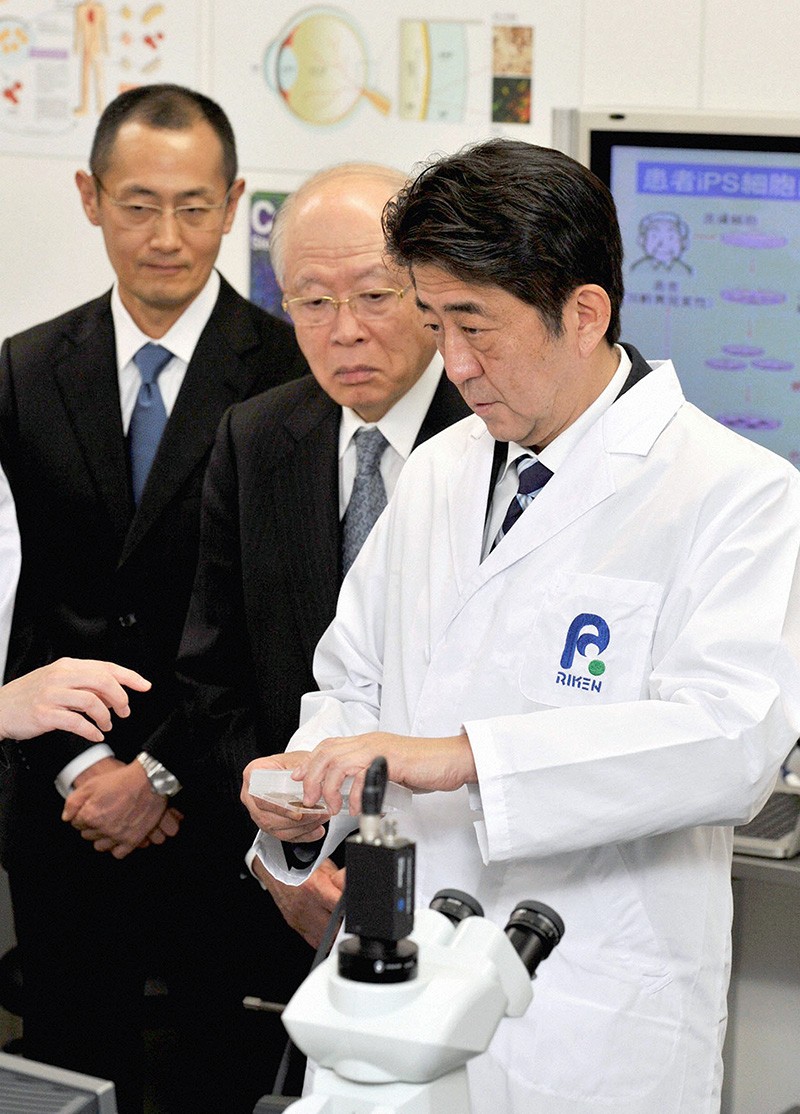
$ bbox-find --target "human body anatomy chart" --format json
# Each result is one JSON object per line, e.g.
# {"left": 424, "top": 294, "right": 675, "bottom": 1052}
{"left": 0, "top": 1, "right": 198, "bottom": 153}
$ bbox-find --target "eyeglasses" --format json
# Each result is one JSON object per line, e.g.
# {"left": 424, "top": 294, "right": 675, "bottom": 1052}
{"left": 94, "top": 176, "right": 233, "bottom": 232}
{"left": 281, "top": 285, "right": 411, "bottom": 327}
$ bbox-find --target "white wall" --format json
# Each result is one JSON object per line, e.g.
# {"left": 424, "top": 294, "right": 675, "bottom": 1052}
{"left": 5, "top": 0, "right": 800, "bottom": 343}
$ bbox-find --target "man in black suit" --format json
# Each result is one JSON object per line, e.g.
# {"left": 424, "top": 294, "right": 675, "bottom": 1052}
{"left": 138, "top": 164, "right": 468, "bottom": 1094}
{"left": 0, "top": 84, "right": 306, "bottom": 1113}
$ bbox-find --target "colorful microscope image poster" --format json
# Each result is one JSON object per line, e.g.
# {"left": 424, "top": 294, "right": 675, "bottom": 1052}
{"left": 212, "top": 2, "right": 580, "bottom": 174}
{"left": 0, "top": 1, "right": 201, "bottom": 155}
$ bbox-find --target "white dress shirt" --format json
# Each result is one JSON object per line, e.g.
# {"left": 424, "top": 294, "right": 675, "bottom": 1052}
{"left": 0, "top": 462, "right": 21, "bottom": 687}
{"left": 114, "top": 269, "right": 220, "bottom": 431}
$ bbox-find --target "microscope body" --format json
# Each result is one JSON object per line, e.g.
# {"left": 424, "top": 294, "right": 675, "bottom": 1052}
{"left": 271, "top": 762, "right": 562, "bottom": 1114}
{"left": 280, "top": 906, "right": 534, "bottom": 1113}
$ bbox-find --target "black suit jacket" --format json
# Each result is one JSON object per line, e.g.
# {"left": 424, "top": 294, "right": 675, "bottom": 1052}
{"left": 0, "top": 275, "right": 308, "bottom": 805}
{"left": 156, "top": 370, "right": 469, "bottom": 846}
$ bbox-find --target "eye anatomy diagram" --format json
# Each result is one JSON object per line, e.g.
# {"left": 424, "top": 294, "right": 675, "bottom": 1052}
{"left": 247, "top": 3, "right": 535, "bottom": 153}
{"left": 265, "top": 8, "right": 390, "bottom": 126}
{"left": 0, "top": 2, "right": 195, "bottom": 153}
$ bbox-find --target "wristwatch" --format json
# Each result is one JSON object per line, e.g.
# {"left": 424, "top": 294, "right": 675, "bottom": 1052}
{"left": 135, "top": 752, "right": 182, "bottom": 797}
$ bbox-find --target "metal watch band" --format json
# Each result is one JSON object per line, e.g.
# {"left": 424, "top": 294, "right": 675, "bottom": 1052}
{"left": 135, "top": 751, "right": 182, "bottom": 797}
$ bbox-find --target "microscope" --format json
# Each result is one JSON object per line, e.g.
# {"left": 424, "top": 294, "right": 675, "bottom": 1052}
{"left": 273, "top": 759, "right": 564, "bottom": 1114}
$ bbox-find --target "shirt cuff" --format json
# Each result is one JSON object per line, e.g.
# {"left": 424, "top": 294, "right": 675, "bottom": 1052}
{"left": 55, "top": 744, "right": 114, "bottom": 799}
{"left": 467, "top": 782, "right": 484, "bottom": 812}
{"left": 245, "top": 830, "right": 313, "bottom": 888}
{"left": 244, "top": 841, "right": 265, "bottom": 888}
{"left": 247, "top": 822, "right": 354, "bottom": 888}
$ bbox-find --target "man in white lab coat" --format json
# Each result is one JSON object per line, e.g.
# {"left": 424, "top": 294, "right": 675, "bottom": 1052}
{"left": 241, "top": 139, "right": 800, "bottom": 1113}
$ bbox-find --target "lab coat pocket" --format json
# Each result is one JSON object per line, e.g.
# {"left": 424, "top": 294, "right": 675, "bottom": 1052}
{"left": 520, "top": 845, "right": 681, "bottom": 1102}
{"left": 524, "top": 975, "right": 682, "bottom": 1102}
{"left": 519, "top": 572, "right": 662, "bottom": 708}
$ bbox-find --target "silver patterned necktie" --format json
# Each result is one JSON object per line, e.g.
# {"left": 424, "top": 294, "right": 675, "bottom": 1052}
{"left": 492, "top": 454, "right": 553, "bottom": 549}
{"left": 129, "top": 343, "right": 171, "bottom": 505}
{"left": 342, "top": 427, "right": 389, "bottom": 575}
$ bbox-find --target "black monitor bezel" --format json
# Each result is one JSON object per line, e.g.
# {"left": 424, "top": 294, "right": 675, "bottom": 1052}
{"left": 589, "top": 127, "right": 800, "bottom": 188}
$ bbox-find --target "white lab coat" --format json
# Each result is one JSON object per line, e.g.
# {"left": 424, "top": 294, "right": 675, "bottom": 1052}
{"left": 256, "top": 359, "right": 800, "bottom": 1113}
{"left": 0, "top": 462, "right": 20, "bottom": 677}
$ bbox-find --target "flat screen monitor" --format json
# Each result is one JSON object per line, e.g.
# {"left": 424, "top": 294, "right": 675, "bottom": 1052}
{"left": 0, "top": 1050, "right": 117, "bottom": 1113}
{"left": 553, "top": 109, "right": 800, "bottom": 466}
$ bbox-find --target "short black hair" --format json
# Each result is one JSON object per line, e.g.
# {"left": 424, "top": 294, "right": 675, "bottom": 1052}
{"left": 383, "top": 138, "right": 624, "bottom": 343}
{"left": 89, "top": 83, "right": 237, "bottom": 185}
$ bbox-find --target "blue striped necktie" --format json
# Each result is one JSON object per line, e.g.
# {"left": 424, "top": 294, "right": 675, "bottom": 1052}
{"left": 342, "top": 427, "right": 389, "bottom": 575}
{"left": 129, "top": 343, "right": 171, "bottom": 505}
{"left": 493, "top": 454, "right": 553, "bottom": 548}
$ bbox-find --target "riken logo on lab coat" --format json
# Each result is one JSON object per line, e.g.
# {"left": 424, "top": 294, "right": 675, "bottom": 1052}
{"left": 518, "top": 573, "right": 659, "bottom": 707}
{"left": 557, "top": 613, "right": 610, "bottom": 692}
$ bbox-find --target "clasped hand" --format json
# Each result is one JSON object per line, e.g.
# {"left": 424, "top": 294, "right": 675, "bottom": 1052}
{"left": 241, "top": 729, "right": 476, "bottom": 843}
{"left": 63, "top": 757, "right": 182, "bottom": 859}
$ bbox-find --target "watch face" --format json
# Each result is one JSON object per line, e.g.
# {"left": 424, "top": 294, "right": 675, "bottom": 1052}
{"left": 137, "top": 754, "right": 180, "bottom": 796}
{"left": 153, "top": 772, "right": 180, "bottom": 797}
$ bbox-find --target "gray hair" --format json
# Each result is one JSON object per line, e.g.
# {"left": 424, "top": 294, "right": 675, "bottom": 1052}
{"left": 269, "top": 163, "right": 408, "bottom": 288}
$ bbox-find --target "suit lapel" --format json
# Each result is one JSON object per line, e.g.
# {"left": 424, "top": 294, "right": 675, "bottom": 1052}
{"left": 480, "top": 349, "right": 655, "bottom": 578}
{"left": 445, "top": 423, "right": 502, "bottom": 595}
{"left": 120, "top": 278, "right": 262, "bottom": 563}
{"left": 450, "top": 349, "right": 670, "bottom": 606}
{"left": 478, "top": 419, "right": 615, "bottom": 579}
{"left": 275, "top": 375, "right": 467, "bottom": 668}
{"left": 53, "top": 295, "right": 132, "bottom": 547}
{"left": 445, "top": 416, "right": 617, "bottom": 608}
{"left": 277, "top": 383, "right": 341, "bottom": 667}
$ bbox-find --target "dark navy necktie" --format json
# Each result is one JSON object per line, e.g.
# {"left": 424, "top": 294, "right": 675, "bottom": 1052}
{"left": 493, "top": 454, "right": 553, "bottom": 548}
{"left": 342, "top": 427, "right": 389, "bottom": 575}
{"left": 129, "top": 343, "right": 171, "bottom": 505}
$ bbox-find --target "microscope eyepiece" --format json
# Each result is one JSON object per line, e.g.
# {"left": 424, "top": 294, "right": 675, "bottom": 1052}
{"left": 429, "top": 889, "right": 485, "bottom": 925}
{"left": 503, "top": 900, "right": 565, "bottom": 978}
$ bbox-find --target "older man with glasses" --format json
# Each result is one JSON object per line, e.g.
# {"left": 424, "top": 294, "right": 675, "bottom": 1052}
{"left": 134, "top": 162, "right": 468, "bottom": 1099}
{"left": 0, "top": 83, "right": 307, "bottom": 1113}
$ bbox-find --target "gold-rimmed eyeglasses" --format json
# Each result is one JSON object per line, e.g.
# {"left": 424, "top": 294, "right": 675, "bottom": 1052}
{"left": 94, "top": 176, "right": 234, "bottom": 232}
{"left": 281, "top": 285, "right": 411, "bottom": 327}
